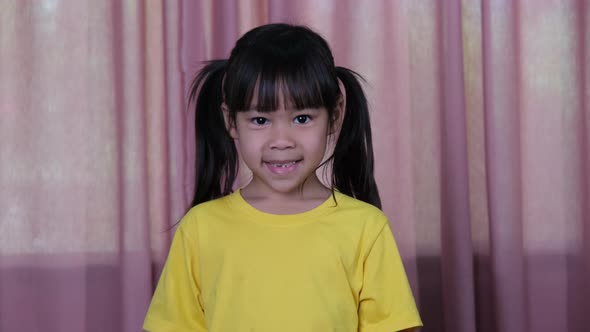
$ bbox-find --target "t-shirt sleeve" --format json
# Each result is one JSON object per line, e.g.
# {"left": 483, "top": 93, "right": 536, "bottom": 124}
{"left": 358, "top": 219, "right": 423, "bottom": 332}
{"left": 143, "top": 223, "right": 207, "bottom": 332}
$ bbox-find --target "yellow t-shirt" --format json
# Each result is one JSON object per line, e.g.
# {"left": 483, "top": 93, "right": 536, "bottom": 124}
{"left": 143, "top": 190, "right": 422, "bottom": 332}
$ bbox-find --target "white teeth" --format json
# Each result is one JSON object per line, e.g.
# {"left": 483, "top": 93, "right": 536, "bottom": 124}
{"left": 271, "top": 161, "right": 296, "bottom": 167}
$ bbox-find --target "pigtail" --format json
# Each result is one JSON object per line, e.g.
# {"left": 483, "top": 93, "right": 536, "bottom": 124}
{"left": 333, "top": 67, "right": 382, "bottom": 209}
{"left": 188, "top": 60, "right": 238, "bottom": 207}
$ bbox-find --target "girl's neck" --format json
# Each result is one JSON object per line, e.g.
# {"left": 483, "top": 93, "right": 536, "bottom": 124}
{"left": 239, "top": 175, "right": 332, "bottom": 215}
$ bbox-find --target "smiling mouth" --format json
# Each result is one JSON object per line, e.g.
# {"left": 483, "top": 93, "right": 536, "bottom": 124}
{"left": 263, "top": 160, "right": 302, "bottom": 174}
{"left": 268, "top": 161, "right": 298, "bottom": 168}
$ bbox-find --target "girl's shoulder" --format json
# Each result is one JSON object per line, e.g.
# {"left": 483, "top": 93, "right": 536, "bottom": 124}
{"left": 331, "top": 192, "right": 386, "bottom": 218}
{"left": 332, "top": 191, "right": 380, "bottom": 208}
{"left": 177, "top": 191, "right": 388, "bottom": 233}
{"left": 176, "top": 193, "right": 236, "bottom": 228}
{"left": 326, "top": 193, "right": 394, "bottom": 248}
{"left": 328, "top": 192, "right": 390, "bottom": 230}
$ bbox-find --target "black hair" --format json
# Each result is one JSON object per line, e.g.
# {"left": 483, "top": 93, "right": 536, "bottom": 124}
{"left": 188, "top": 23, "right": 381, "bottom": 209}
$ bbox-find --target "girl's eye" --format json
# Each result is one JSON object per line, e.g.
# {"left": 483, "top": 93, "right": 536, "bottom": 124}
{"left": 251, "top": 117, "right": 269, "bottom": 125}
{"left": 294, "top": 115, "right": 311, "bottom": 124}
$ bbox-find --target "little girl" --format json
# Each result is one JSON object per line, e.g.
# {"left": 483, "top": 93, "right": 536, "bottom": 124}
{"left": 143, "top": 23, "right": 422, "bottom": 332}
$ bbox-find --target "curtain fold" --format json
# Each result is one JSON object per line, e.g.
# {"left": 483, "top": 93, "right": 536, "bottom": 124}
{"left": 439, "top": 1, "right": 477, "bottom": 331}
{"left": 1, "top": 1, "right": 588, "bottom": 331}
{"left": 481, "top": 1, "right": 527, "bottom": 331}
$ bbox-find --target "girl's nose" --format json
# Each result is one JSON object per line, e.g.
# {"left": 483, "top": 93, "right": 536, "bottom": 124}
{"left": 269, "top": 124, "right": 295, "bottom": 150}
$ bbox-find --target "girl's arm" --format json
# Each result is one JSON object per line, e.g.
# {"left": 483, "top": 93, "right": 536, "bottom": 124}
{"left": 358, "top": 219, "right": 422, "bottom": 332}
{"left": 143, "top": 222, "right": 207, "bottom": 332}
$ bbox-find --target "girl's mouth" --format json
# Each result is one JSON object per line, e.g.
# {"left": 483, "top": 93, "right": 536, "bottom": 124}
{"left": 264, "top": 160, "right": 301, "bottom": 175}
{"left": 270, "top": 161, "right": 297, "bottom": 167}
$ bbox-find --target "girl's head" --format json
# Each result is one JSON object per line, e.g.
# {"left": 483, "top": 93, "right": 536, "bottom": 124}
{"left": 223, "top": 24, "right": 340, "bottom": 126}
{"left": 189, "top": 23, "right": 381, "bottom": 209}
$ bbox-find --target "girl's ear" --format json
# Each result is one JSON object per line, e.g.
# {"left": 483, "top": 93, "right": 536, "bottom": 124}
{"left": 330, "top": 79, "right": 346, "bottom": 135}
{"left": 222, "top": 102, "right": 239, "bottom": 139}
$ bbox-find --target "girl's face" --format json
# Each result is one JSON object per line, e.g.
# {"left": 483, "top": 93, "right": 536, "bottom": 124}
{"left": 225, "top": 95, "right": 336, "bottom": 198}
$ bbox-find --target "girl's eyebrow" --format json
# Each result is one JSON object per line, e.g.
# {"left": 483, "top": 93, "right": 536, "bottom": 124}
{"left": 247, "top": 106, "right": 320, "bottom": 112}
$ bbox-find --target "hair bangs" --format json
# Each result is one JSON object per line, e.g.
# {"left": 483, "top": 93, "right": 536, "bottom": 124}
{"left": 224, "top": 41, "right": 340, "bottom": 113}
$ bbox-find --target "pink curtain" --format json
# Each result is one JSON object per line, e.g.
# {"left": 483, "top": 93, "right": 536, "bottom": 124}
{"left": 1, "top": 1, "right": 588, "bottom": 331}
